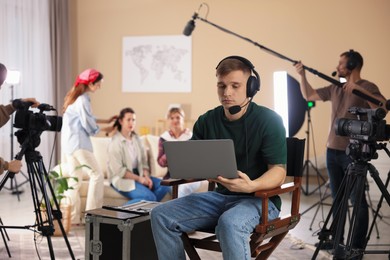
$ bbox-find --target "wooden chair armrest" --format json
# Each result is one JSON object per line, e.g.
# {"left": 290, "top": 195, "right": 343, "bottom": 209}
{"left": 161, "top": 178, "right": 208, "bottom": 199}
{"left": 254, "top": 182, "right": 298, "bottom": 198}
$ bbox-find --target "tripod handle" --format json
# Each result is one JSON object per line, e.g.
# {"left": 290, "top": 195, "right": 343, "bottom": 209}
{"left": 0, "top": 142, "right": 27, "bottom": 192}
{"left": 0, "top": 171, "right": 15, "bottom": 191}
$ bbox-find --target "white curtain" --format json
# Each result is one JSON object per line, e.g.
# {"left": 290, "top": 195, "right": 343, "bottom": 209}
{"left": 0, "top": 0, "right": 58, "bottom": 179}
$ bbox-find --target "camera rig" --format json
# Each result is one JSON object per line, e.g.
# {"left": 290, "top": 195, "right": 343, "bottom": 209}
{"left": 0, "top": 100, "right": 75, "bottom": 259}
{"left": 335, "top": 106, "right": 389, "bottom": 143}
{"left": 12, "top": 99, "right": 62, "bottom": 150}
{"left": 335, "top": 106, "right": 390, "bottom": 162}
{"left": 312, "top": 106, "right": 390, "bottom": 259}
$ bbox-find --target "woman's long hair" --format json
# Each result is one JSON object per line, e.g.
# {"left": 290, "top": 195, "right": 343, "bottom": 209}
{"left": 62, "top": 72, "right": 103, "bottom": 113}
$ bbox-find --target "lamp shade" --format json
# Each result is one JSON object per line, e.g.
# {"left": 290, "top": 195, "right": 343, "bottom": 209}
{"left": 5, "top": 70, "right": 21, "bottom": 85}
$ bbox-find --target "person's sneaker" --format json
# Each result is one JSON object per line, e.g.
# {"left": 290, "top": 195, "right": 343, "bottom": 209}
{"left": 314, "top": 239, "right": 335, "bottom": 250}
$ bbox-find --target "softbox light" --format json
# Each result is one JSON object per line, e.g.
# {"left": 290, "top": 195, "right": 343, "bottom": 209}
{"left": 273, "top": 71, "right": 307, "bottom": 137}
{"left": 5, "top": 70, "right": 21, "bottom": 85}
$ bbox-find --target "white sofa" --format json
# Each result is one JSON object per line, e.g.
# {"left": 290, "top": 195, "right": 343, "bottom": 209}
{"left": 53, "top": 134, "right": 168, "bottom": 214}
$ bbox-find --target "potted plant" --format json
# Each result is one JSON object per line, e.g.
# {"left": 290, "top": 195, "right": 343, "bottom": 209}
{"left": 42, "top": 164, "right": 88, "bottom": 236}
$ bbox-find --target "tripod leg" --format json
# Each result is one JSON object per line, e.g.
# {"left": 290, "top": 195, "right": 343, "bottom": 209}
{"left": 301, "top": 108, "right": 327, "bottom": 196}
{"left": 365, "top": 180, "right": 380, "bottom": 239}
{"left": 311, "top": 167, "right": 349, "bottom": 259}
{"left": 308, "top": 189, "right": 332, "bottom": 231}
{"left": 21, "top": 159, "right": 59, "bottom": 259}
{"left": 10, "top": 177, "right": 22, "bottom": 201}
{"left": 301, "top": 160, "right": 327, "bottom": 196}
{"left": 38, "top": 160, "right": 76, "bottom": 260}
{"left": 332, "top": 162, "right": 371, "bottom": 260}
{"left": 332, "top": 169, "right": 355, "bottom": 259}
{"left": 0, "top": 218, "right": 11, "bottom": 258}
{"left": 363, "top": 167, "right": 390, "bottom": 254}
{"left": 0, "top": 228, "right": 11, "bottom": 257}
{"left": 12, "top": 170, "right": 30, "bottom": 194}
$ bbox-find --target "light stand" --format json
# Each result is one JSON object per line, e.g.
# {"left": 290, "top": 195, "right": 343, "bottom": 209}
{"left": 301, "top": 104, "right": 327, "bottom": 196}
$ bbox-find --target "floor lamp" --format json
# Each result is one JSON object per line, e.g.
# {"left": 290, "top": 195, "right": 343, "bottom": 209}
{"left": 3, "top": 70, "right": 29, "bottom": 201}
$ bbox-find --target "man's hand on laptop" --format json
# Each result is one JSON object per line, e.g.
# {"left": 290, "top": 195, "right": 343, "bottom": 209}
{"left": 211, "top": 171, "right": 255, "bottom": 193}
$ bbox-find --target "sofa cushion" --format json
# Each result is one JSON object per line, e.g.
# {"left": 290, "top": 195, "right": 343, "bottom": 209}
{"left": 144, "top": 134, "right": 168, "bottom": 178}
{"left": 90, "top": 136, "right": 111, "bottom": 179}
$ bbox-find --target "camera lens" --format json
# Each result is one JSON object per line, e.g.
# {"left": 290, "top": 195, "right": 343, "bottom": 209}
{"left": 335, "top": 118, "right": 372, "bottom": 137}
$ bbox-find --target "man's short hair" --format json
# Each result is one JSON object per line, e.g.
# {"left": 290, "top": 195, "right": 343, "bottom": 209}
{"left": 215, "top": 57, "right": 252, "bottom": 77}
{"left": 341, "top": 50, "right": 364, "bottom": 71}
{"left": 0, "top": 63, "right": 7, "bottom": 86}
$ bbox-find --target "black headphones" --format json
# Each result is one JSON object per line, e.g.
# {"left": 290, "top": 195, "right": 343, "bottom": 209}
{"left": 346, "top": 49, "right": 359, "bottom": 71}
{"left": 216, "top": 55, "right": 261, "bottom": 98}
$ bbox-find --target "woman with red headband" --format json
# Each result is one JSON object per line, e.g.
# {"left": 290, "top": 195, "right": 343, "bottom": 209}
{"left": 61, "top": 68, "right": 116, "bottom": 224}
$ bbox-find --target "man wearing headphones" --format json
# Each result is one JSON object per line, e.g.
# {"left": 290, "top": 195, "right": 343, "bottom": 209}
{"left": 0, "top": 62, "right": 39, "bottom": 174}
{"left": 294, "top": 50, "right": 387, "bottom": 251}
{"left": 151, "top": 56, "right": 287, "bottom": 260}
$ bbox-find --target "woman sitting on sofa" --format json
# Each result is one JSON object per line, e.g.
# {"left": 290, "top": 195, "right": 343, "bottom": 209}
{"left": 157, "top": 106, "right": 202, "bottom": 197}
{"left": 108, "top": 107, "right": 170, "bottom": 204}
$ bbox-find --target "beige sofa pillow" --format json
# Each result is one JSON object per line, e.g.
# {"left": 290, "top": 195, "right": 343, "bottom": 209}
{"left": 90, "top": 136, "right": 111, "bottom": 179}
{"left": 144, "top": 134, "right": 168, "bottom": 178}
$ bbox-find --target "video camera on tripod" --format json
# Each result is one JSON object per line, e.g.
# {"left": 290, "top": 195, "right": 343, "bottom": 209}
{"left": 335, "top": 106, "right": 389, "bottom": 142}
{"left": 0, "top": 100, "right": 76, "bottom": 259}
{"left": 335, "top": 106, "right": 390, "bottom": 161}
{"left": 312, "top": 106, "right": 390, "bottom": 259}
{"left": 12, "top": 99, "right": 62, "bottom": 149}
{"left": 12, "top": 99, "right": 62, "bottom": 131}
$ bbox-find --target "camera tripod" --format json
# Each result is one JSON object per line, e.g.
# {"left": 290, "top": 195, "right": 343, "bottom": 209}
{"left": 0, "top": 130, "right": 75, "bottom": 259}
{"left": 312, "top": 143, "right": 390, "bottom": 260}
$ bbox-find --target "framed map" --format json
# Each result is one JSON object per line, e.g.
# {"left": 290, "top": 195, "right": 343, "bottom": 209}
{"left": 122, "top": 35, "right": 192, "bottom": 92}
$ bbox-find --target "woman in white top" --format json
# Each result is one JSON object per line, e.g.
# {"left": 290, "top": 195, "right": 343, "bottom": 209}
{"left": 157, "top": 107, "right": 202, "bottom": 197}
{"left": 108, "top": 107, "right": 169, "bottom": 204}
{"left": 61, "top": 68, "right": 116, "bottom": 224}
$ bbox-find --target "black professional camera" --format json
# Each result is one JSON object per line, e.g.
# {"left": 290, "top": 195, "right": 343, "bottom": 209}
{"left": 12, "top": 99, "right": 62, "bottom": 132}
{"left": 335, "top": 107, "right": 389, "bottom": 142}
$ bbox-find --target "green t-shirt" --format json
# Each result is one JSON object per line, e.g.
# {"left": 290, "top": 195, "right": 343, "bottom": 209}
{"left": 192, "top": 102, "right": 287, "bottom": 209}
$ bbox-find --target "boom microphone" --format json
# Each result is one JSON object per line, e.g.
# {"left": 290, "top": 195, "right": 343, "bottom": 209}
{"left": 183, "top": 12, "right": 198, "bottom": 36}
{"left": 351, "top": 89, "right": 383, "bottom": 106}
{"left": 332, "top": 71, "right": 337, "bottom": 77}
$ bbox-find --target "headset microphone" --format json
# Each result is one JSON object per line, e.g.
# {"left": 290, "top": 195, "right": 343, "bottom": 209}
{"left": 228, "top": 98, "right": 252, "bottom": 115}
{"left": 332, "top": 71, "right": 337, "bottom": 77}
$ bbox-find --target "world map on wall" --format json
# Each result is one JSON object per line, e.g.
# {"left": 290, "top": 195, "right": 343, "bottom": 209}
{"left": 125, "top": 45, "right": 188, "bottom": 84}
{"left": 122, "top": 35, "right": 192, "bottom": 93}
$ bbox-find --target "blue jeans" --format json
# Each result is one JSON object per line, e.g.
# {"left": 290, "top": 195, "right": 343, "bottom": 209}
{"left": 326, "top": 148, "right": 368, "bottom": 249}
{"left": 150, "top": 191, "right": 280, "bottom": 260}
{"left": 112, "top": 176, "right": 170, "bottom": 205}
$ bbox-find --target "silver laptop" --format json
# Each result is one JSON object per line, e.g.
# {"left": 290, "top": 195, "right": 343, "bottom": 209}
{"left": 163, "top": 139, "right": 238, "bottom": 179}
